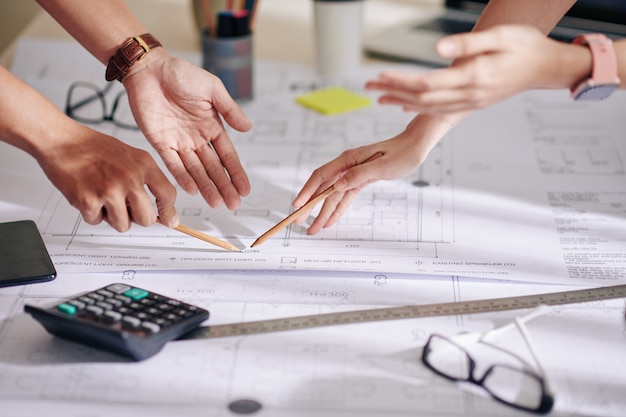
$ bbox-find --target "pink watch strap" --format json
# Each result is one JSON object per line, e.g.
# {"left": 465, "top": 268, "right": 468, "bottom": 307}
{"left": 573, "top": 34, "right": 619, "bottom": 84}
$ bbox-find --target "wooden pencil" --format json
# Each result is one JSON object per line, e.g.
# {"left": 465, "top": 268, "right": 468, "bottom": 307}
{"left": 201, "top": 0, "right": 216, "bottom": 37}
{"left": 249, "top": 0, "right": 259, "bottom": 31}
{"left": 251, "top": 184, "right": 335, "bottom": 248}
{"left": 251, "top": 152, "right": 384, "bottom": 248}
{"left": 157, "top": 218, "right": 241, "bottom": 252}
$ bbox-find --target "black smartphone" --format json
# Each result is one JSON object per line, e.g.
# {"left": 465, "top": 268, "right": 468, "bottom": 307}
{"left": 0, "top": 220, "right": 56, "bottom": 288}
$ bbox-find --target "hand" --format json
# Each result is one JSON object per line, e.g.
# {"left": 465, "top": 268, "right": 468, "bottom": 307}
{"left": 291, "top": 130, "right": 429, "bottom": 235}
{"left": 122, "top": 49, "right": 252, "bottom": 210}
{"left": 366, "top": 25, "right": 570, "bottom": 114}
{"left": 36, "top": 125, "right": 178, "bottom": 233}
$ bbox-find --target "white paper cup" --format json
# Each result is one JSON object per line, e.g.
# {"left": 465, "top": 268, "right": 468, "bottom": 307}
{"left": 313, "top": 0, "right": 364, "bottom": 79}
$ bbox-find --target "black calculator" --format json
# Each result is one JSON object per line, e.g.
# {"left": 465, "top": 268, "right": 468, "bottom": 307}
{"left": 25, "top": 283, "right": 209, "bottom": 361}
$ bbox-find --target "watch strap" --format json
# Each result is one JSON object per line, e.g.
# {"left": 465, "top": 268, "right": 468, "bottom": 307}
{"left": 105, "top": 33, "right": 162, "bottom": 82}
{"left": 571, "top": 34, "right": 619, "bottom": 91}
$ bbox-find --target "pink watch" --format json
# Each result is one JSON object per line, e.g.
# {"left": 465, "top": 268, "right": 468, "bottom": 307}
{"left": 570, "top": 34, "right": 620, "bottom": 101}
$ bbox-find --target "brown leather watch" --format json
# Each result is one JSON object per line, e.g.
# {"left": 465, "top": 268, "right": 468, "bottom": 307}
{"left": 105, "top": 33, "right": 162, "bottom": 82}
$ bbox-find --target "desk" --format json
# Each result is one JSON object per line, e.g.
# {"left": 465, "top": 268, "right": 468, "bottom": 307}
{"left": 1, "top": 1, "right": 626, "bottom": 417}
{"left": 0, "top": 0, "right": 442, "bottom": 68}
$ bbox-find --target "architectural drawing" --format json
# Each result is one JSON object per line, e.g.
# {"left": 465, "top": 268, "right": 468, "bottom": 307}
{"left": 4, "top": 39, "right": 626, "bottom": 285}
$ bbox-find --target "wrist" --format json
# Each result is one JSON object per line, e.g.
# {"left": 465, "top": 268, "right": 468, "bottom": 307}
{"left": 560, "top": 43, "right": 594, "bottom": 89}
{"left": 29, "top": 118, "right": 88, "bottom": 165}
{"left": 105, "top": 33, "right": 163, "bottom": 82}
{"left": 542, "top": 42, "right": 592, "bottom": 89}
{"left": 405, "top": 112, "right": 469, "bottom": 164}
{"left": 121, "top": 47, "right": 169, "bottom": 84}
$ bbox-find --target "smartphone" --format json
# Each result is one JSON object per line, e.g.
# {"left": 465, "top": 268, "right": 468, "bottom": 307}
{"left": 0, "top": 220, "right": 56, "bottom": 288}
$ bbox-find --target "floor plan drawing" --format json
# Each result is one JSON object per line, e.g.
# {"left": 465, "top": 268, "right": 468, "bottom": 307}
{"left": 1, "top": 270, "right": 625, "bottom": 417}
{"left": 2, "top": 37, "right": 626, "bottom": 417}
{"left": 3, "top": 38, "right": 626, "bottom": 285}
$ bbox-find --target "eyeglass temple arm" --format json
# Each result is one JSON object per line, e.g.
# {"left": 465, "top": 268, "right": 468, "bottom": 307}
{"left": 481, "top": 304, "right": 552, "bottom": 340}
{"left": 513, "top": 315, "right": 553, "bottom": 395}
{"left": 479, "top": 304, "right": 553, "bottom": 391}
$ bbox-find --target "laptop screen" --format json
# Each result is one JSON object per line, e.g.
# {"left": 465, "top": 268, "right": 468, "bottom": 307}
{"left": 448, "top": 0, "right": 626, "bottom": 27}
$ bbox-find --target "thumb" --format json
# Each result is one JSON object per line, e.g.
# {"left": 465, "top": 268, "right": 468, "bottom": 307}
{"left": 157, "top": 205, "right": 180, "bottom": 228}
{"left": 212, "top": 83, "right": 253, "bottom": 132}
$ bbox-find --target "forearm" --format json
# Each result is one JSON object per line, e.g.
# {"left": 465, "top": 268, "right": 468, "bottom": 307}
{"left": 475, "top": 0, "right": 576, "bottom": 33}
{"left": 402, "top": 2, "right": 577, "bottom": 145}
{"left": 477, "top": 0, "right": 626, "bottom": 91}
{"left": 0, "top": 66, "right": 78, "bottom": 161}
{"left": 35, "top": 0, "right": 147, "bottom": 64}
{"left": 404, "top": 111, "right": 470, "bottom": 162}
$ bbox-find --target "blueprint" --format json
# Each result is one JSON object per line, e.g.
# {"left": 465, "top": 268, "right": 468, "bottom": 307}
{"left": 2, "top": 37, "right": 626, "bottom": 417}
{"left": 3, "top": 38, "right": 626, "bottom": 285}
{"left": 1, "top": 271, "right": 625, "bottom": 417}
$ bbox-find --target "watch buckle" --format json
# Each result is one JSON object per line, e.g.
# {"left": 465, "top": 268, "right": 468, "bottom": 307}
{"left": 134, "top": 36, "right": 151, "bottom": 59}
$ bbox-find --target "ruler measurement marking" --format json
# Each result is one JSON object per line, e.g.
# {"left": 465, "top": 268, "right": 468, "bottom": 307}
{"left": 179, "top": 285, "right": 626, "bottom": 340}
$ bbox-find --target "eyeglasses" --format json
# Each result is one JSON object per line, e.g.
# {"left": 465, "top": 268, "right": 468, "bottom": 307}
{"left": 65, "top": 81, "right": 138, "bottom": 130}
{"left": 422, "top": 305, "right": 554, "bottom": 414}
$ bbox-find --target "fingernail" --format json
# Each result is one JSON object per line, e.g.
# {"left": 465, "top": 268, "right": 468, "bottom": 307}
{"left": 161, "top": 208, "right": 180, "bottom": 228}
{"left": 437, "top": 39, "right": 457, "bottom": 57}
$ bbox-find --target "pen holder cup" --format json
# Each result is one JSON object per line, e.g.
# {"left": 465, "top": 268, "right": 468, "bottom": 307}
{"left": 201, "top": 29, "right": 253, "bottom": 102}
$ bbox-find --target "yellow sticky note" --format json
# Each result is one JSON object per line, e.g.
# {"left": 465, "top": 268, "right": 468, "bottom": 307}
{"left": 295, "top": 86, "right": 371, "bottom": 115}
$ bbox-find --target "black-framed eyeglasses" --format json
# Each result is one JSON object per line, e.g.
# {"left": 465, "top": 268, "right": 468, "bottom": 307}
{"left": 65, "top": 81, "right": 138, "bottom": 130}
{"left": 422, "top": 305, "right": 554, "bottom": 414}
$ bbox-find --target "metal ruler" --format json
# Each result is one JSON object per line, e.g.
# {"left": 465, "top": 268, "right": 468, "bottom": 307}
{"left": 180, "top": 284, "right": 626, "bottom": 340}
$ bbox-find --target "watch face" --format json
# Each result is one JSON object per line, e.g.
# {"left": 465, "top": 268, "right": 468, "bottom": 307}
{"left": 573, "top": 83, "right": 619, "bottom": 101}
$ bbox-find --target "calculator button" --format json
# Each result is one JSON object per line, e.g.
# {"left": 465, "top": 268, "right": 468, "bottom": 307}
{"left": 122, "top": 316, "right": 141, "bottom": 328}
{"left": 117, "top": 306, "right": 131, "bottom": 314}
{"left": 114, "top": 295, "right": 132, "bottom": 304}
{"left": 95, "top": 302, "right": 113, "bottom": 310}
{"left": 87, "top": 292, "right": 104, "bottom": 301}
{"left": 77, "top": 296, "right": 95, "bottom": 305}
{"left": 148, "top": 293, "right": 163, "bottom": 301}
{"left": 141, "top": 321, "right": 160, "bottom": 334}
{"left": 57, "top": 303, "right": 77, "bottom": 315}
{"left": 164, "top": 313, "right": 179, "bottom": 322}
{"left": 106, "top": 284, "right": 131, "bottom": 294}
{"left": 96, "top": 289, "right": 114, "bottom": 298}
{"left": 103, "top": 310, "right": 122, "bottom": 323}
{"left": 157, "top": 303, "right": 172, "bottom": 311}
{"left": 68, "top": 300, "right": 86, "bottom": 310}
{"left": 124, "top": 288, "right": 149, "bottom": 301}
{"left": 106, "top": 298, "right": 123, "bottom": 308}
{"left": 86, "top": 305, "right": 104, "bottom": 316}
